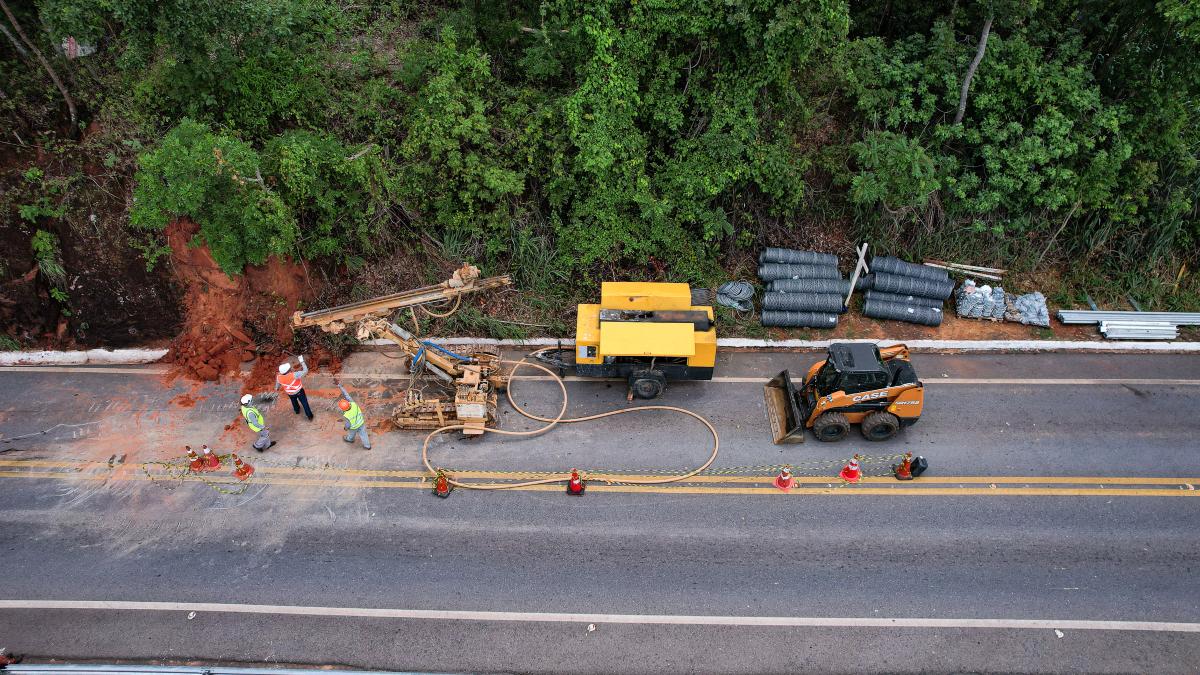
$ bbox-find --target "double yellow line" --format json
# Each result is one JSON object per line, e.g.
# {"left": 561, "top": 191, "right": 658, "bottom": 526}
{"left": 1, "top": 458, "right": 1198, "bottom": 497}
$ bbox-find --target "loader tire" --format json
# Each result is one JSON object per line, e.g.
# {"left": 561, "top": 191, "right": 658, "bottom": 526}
{"left": 812, "top": 412, "right": 850, "bottom": 442}
{"left": 861, "top": 410, "right": 900, "bottom": 441}
{"left": 629, "top": 370, "right": 666, "bottom": 400}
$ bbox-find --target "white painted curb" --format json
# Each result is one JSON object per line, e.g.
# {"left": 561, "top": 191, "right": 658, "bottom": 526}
{"left": 0, "top": 348, "right": 169, "bottom": 366}
{"left": 364, "top": 337, "right": 1200, "bottom": 353}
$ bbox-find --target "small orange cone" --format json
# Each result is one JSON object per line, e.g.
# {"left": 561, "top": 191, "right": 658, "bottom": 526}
{"left": 773, "top": 467, "right": 795, "bottom": 492}
{"left": 566, "top": 469, "right": 585, "bottom": 496}
{"left": 201, "top": 445, "right": 221, "bottom": 471}
{"left": 433, "top": 470, "right": 452, "bottom": 498}
{"left": 893, "top": 452, "right": 913, "bottom": 480}
{"left": 185, "top": 446, "right": 204, "bottom": 472}
{"left": 232, "top": 453, "right": 254, "bottom": 480}
{"left": 839, "top": 454, "right": 862, "bottom": 483}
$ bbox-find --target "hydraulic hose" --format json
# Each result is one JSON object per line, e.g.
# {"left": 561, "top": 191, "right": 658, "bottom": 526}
{"left": 420, "top": 349, "right": 720, "bottom": 490}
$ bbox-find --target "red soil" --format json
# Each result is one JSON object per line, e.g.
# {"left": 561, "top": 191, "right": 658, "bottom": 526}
{"left": 163, "top": 219, "right": 316, "bottom": 383}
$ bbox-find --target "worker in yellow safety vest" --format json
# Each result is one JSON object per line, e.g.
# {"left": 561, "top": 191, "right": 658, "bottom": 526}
{"left": 274, "top": 355, "right": 313, "bottom": 421}
{"left": 336, "top": 383, "right": 371, "bottom": 450}
{"left": 239, "top": 394, "right": 276, "bottom": 452}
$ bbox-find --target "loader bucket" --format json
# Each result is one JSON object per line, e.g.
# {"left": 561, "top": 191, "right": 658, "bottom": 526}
{"left": 764, "top": 370, "right": 806, "bottom": 444}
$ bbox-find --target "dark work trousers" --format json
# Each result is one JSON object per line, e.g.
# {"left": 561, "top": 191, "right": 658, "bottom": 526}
{"left": 289, "top": 389, "right": 314, "bottom": 419}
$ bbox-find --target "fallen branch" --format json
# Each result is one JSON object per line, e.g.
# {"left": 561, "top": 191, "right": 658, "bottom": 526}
{"left": 925, "top": 259, "right": 1007, "bottom": 274}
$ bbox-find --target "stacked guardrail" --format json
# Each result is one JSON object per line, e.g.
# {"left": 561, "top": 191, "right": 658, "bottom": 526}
{"left": 757, "top": 248, "right": 843, "bottom": 328}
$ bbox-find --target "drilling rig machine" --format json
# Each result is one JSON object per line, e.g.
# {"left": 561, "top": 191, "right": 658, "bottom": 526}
{"left": 291, "top": 265, "right": 511, "bottom": 436}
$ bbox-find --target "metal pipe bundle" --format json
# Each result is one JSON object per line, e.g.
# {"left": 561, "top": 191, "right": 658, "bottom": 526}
{"left": 871, "top": 272, "right": 955, "bottom": 300}
{"left": 759, "top": 248, "right": 840, "bottom": 267}
{"left": 761, "top": 292, "right": 845, "bottom": 313}
{"left": 761, "top": 311, "right": 840, "bottom": 328}
{"left": 767, "top": 278, "right": 852, "bottom": 295}
{"left": 863, "top": 299, "right": 943, "bottom": 326}
{"left": 870, "top": 256, "right": 949, "bottom": 282}
{"left": 1057, "top": 310, "right": 1200, "bottom": 326}
{"left": 757, "top": 263, "right": 843, "bottom": 281}
{"left": 864, "top": 289, "right": 944, "bottom": 308}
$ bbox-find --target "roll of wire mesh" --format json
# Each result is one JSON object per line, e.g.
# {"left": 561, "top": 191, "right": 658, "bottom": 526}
{"left": 759, "top": 247, "right": 839, "bottom": 267}
{"left": 863, "top": 298, "right": 944, "bottom": 326}
{"left": 869, "top": 256, "right": 949, "bottom": 282}
{"left": 766, "top": 278, "right": 852, "bottom": 295}
{"left": 864, "top": 289, "right": 945, "bottom": 308}
{"left": 761, "top": 311, "right": 840, "bottom": 328}
{"left": 757, "top": 263, "right": 842, "bottom": 281}
{"left": 761, "top": 292, "right": 845, "bottom": 313}
{"left": 870, "top": 272, "right": 955, "bottom": 299}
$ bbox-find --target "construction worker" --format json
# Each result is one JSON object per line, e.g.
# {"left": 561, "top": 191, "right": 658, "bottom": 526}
{"left": 275, "top": 355, "right": 313, "bottom": 420}
{"left": 336, "top": 382, "right": 371, "bottom": 449}
{"left": 239, "top": 394, "right": 276, "bottom": 452}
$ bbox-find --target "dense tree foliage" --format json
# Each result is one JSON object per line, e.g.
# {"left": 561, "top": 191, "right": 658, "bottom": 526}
{"left": 5, "top": 0, "right": 1198, "bottom": 295}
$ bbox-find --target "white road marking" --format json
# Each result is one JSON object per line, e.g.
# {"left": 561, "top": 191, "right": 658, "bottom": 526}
{"left": 0, "top": 600, "right": 1197, "bottom": 633}
{"left": 1, "top": 366, "right": 1197, "bottom": 387}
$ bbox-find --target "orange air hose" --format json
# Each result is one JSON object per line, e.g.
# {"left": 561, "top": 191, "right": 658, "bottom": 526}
{"left": 420, "top": 349, "right": 720, "bottom": 490}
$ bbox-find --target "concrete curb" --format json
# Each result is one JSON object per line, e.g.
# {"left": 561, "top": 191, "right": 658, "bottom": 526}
{"left": 363, "top": 337, "right": 1200, "bottom": 354}
{"left": 2, "top": 336, "right": 1198, "bottom": 368}
{"left": 0, "top": 348, "right": 169, "bottom": 366}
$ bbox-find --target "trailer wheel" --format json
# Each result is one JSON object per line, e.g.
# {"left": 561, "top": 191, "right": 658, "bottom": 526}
{"left": 861, "top": 411, "right": 900, "bottom": 441}
{"left": 628, "top": 371, "right": 666, "bottom": 399}
{"left": 812, "top": 412, "right": 850, "bottom": 442}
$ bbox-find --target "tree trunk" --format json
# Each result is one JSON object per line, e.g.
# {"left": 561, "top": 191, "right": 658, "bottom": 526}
{"left": 0, "top": 0, "right": 77, "bottom": 132}
{"left": 954, "top": 13, "right": 993, "bottom": 125}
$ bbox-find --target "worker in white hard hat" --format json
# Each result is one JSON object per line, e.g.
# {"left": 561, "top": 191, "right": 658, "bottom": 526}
{"left": 274, "top": 355, "right": 313, "bottom": 421}
{"left": 239, "top": 393, "right": 275, "bottom": 452}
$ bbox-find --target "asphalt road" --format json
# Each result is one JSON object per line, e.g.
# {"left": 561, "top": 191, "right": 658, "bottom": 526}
{"left": 1, "top": 350, "right": 1199, "bottom": 673}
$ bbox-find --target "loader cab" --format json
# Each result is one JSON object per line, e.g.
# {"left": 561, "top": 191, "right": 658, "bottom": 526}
{"left": 810, "top": 343, "right": 889, "bottom": 395}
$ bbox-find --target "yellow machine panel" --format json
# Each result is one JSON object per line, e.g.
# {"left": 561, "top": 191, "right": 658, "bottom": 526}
{"left": 690, "top": 321, "right": 717, "bottom": 368}
{"left": 600, "top": 322, "right": 696, "bottom": 357}
{"left": 575, "top": 304, "right": 602, "bottom": 364}
{"left": 600, "top": 282, "right": 692, "bottom": 311}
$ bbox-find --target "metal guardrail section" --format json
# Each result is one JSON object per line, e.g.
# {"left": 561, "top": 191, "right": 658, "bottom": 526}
{"left": 1057, "top": 310, "right": 1200, "bottom": 326}
{"left": 7, "top": 665, "right": 443, "bottom": 675}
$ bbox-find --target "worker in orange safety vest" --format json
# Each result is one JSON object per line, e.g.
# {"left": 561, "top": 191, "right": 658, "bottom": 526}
{"left": 275, "top": 355, "right": 313, "bottom": 420}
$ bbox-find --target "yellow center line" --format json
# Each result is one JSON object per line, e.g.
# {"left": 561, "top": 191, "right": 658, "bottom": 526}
{"left": 0, "top": 468, "right": 1197, "bottom": 497}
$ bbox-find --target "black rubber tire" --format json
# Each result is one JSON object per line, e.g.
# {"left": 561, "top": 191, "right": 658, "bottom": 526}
{"left": 629, "top": 370, "right": 666, "bottom": 399}
{"left": 861, "top": 410, "right": 900, "bottom": 441}
{"left": 812, "top": 412, "right": 850, "bottom": 442}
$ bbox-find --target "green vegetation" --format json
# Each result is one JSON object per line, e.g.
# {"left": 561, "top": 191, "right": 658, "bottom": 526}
{"left": 4, "top": 0, "right": 1199, "bottom": 309}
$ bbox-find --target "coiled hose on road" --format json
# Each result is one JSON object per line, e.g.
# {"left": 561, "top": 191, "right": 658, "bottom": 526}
{"left": 420, "top": 351, "right": 720, "bottom": 490}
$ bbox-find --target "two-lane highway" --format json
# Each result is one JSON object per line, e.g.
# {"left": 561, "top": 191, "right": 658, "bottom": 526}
{"left": 1, "top": 350, "right": 1198, "bottom": 672}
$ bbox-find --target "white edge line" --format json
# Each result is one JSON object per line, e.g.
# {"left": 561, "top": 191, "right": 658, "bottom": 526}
{"left": 3, "top": 337, "right": 1200, "bottom": 367}
{"left": 0, "top": 600, "right": 1196, "bottom": 632}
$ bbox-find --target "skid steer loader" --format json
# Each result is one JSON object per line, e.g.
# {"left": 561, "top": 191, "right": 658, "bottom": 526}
{"left": 763, "top": 343, "right": 923, "bottom": 443}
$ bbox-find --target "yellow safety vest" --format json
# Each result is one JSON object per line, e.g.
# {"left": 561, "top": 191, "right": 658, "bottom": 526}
{"left": 241, "top": 405, "right": 264, "bottom": 432}
{"left": 342, "top": 402, "right": 364, "bottom": 430}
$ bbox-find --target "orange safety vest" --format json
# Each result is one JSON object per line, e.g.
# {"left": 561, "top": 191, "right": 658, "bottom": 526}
{"left": 277, "top": 372, "right": 303, "bottom": 395}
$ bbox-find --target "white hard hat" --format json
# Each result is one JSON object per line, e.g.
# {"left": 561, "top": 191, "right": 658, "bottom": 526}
{"left": 240, "top": 394, "right": 253, "bottom": 405}
{"left": 278, "top": 362, "right": 291, "bottom": 374}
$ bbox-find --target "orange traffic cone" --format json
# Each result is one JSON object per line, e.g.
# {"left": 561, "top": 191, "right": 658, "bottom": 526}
{"left": 433, "top": 470, "right": 452, "bottom": 498}
{"left": 839, "top": 454, "right": 862, "bottom": 483}
{"left": 232, "top": 453, "right": 254, "bottom": 480}
{"left": 566, "top": 469, "right": 585, "bottom": 496}
{"left": 774, "top": 467, "right": 795, "bottom": 492}
{"left": 201, "top": 445, "right": 220, "bottom": 471}
{"left": 893, "top": 452, "right": 913, "bottom": 480}
{"left": 185, "top": 446, "right": 204, "bottom": 472}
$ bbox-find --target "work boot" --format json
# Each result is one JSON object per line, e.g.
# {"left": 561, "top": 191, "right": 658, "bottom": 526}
{"left": 343, "top": 435, "right": 354, "bottom": 443}
{"left": 307, "top": 414, "right": 314, "bottom": 421}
